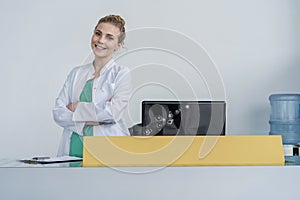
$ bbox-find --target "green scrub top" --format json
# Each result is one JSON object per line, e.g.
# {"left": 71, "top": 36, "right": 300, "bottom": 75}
{"left": 69, "top": 79, "right": 94, "bottom": 157}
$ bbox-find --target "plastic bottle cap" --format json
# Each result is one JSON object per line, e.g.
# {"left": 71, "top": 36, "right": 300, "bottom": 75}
{"left": 269, "top": 94, "right": 300, "bottom": 101}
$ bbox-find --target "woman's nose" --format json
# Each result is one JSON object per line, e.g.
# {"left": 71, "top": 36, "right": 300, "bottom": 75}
{"left": 98, "top": 35, "right": 105, "bottom": 43}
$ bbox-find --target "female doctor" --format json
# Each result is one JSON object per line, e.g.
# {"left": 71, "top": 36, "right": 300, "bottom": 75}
{"left": 53, "top": 15, "right": 132, "bottom": 157}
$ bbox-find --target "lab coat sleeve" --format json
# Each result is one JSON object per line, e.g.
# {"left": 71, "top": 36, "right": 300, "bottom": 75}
{"left": 73, "top": 67, "right": 132, "bottom": 123}
{"left": 52, "top": 70, "right": 85, "bottom": 135}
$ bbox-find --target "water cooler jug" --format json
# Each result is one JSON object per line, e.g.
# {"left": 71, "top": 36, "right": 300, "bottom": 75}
{"left": 269, "top": 94, "right": 300, "bottom": 158}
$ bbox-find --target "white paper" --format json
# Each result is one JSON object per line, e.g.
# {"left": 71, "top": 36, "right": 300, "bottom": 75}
{"left": 37, "top": 156, "right": 82, "bottom": 163}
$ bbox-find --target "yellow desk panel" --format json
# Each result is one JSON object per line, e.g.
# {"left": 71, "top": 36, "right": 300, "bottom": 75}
{"left": 83, "top": 136, "right": 284, "bottom": 167}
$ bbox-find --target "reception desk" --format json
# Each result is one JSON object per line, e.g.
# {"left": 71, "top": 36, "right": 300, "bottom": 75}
{"left": 0, "top": 135, "right": 296, "bottom": 199}
{"left": 0, "top": 161, "right": 299, "bottom": 200}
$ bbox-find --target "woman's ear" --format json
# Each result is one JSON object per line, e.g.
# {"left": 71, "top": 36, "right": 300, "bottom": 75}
{"left": 115, "top": 42, "right": 122, "bottom": 51}
{"left": 118, "top": 42, "right": 123, "bottom": 49}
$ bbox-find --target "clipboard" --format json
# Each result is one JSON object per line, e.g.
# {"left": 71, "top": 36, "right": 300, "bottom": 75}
{"left": 20, "top": 156, "right": 82, "bottom": 164}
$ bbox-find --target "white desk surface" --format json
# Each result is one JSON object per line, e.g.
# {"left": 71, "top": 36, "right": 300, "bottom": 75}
{"left": 0, "top": 158, "right": 299, "bottom": 200}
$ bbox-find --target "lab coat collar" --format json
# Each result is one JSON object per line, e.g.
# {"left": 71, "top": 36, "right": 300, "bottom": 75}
{"left": 88, "top": 59, "right": 115, "bottom": 79}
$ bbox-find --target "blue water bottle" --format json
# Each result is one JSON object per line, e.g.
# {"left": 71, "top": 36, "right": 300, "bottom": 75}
{"left": 269, "top": 94, "right": 300, "bottom": 145}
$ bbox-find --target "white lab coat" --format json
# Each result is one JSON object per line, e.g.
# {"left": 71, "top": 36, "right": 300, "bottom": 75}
{"left": 53, "top": 59, "right": 132, "bottom": 156}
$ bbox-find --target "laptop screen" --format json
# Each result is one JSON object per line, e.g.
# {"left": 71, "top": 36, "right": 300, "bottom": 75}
{"left": 141, "top": 101, "right": 226, "bottom": 136}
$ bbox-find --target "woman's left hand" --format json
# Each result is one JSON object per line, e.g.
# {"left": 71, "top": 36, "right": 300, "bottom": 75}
{"left": 85, "top": 121, "right": 101, "bottom": 126}
{"left": 66, "top": 101, "right": 79, "bottom": 112}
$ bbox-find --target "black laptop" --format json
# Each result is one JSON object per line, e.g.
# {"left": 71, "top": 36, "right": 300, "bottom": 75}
{"left": 129, "top": 101, "right": 226, "bottom": 136}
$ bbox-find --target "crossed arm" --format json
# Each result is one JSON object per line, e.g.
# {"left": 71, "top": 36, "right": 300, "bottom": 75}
{"left": 53, "top": 68, "right": 131, "bottom": 134}
{"left": 66, "top": 99, "right": 112, "bottom": 126}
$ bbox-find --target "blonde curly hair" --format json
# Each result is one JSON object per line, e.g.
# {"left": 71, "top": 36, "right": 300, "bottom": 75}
{"left": 95, "top": 15, "right": 126, "bottom": 45}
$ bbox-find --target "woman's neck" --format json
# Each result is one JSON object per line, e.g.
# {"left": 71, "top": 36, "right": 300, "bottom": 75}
{"left": 93, "top": 56, "right": 112, "bottom": 75}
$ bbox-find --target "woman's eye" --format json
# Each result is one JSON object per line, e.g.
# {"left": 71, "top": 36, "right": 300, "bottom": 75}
{"left": 95, "top": 31, "right": 101, "bottom": 36}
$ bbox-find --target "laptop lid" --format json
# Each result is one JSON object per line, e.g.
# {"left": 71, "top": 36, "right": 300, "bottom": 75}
{"left": 141, "top": 101, "right": 226, "bottom": 136}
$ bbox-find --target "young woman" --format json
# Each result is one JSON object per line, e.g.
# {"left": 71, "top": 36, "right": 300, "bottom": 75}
{"left": 53, "top": 15, "right": 132, "bottom": 157}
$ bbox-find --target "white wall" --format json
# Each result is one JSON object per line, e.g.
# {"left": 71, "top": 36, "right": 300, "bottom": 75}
{"left": 0, "top": 0, "right": 299, "bottom": 157}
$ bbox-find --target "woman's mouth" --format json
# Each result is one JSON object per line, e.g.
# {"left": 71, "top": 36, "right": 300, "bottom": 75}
{"left": 95, "top": 44, "right": 106, "bottom": 50}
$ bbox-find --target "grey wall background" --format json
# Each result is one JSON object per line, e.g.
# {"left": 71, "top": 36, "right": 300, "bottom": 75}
{"left": 0, "top": 0, "right": 299, "bottom": 157}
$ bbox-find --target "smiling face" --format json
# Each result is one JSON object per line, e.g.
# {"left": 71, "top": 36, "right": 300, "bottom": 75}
{"left": 91, "top": 22, "right": 122, "bottom": 60}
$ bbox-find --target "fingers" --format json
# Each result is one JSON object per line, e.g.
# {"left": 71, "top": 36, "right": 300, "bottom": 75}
{"left": 85, "top": 121, "right": 100, "bottom": 126}
{"left": 66, "top": 101, "right": 79, "bottom": 112}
